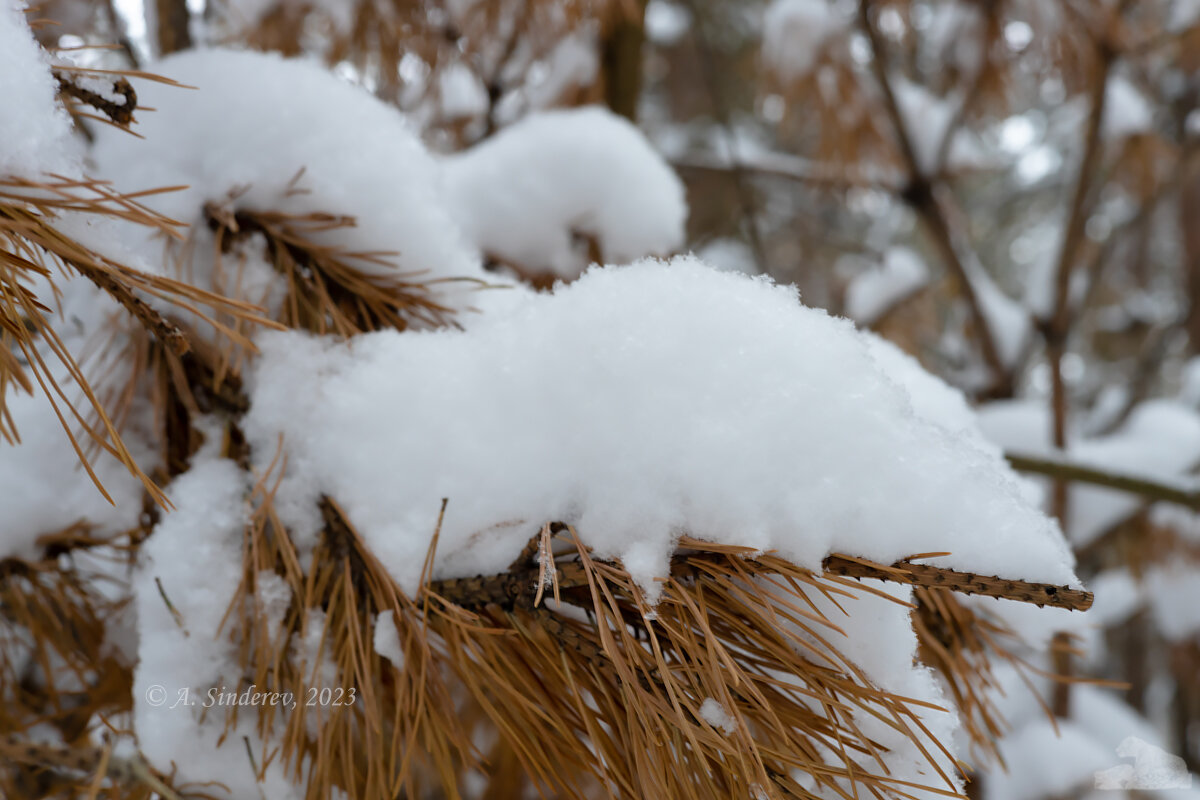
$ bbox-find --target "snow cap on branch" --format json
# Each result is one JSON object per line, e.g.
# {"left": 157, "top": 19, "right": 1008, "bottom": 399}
{"left": 245, "top": 256, "right": 1079, "bottom": 598}
{"left": 90, "top": 48, "right": 484, "bottom": 285}
{"left": 443, "top": 106, "right": 687, "bottom": 278}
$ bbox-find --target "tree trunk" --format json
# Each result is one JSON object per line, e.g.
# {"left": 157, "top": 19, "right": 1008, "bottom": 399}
{"left": 154, "top": 0, "right": 191, "bottom": 55}
{"left": 601, "top": 2, "right": 646, "bottom": 121}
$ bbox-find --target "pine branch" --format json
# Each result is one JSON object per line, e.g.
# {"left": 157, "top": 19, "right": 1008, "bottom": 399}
{"left": 822, "top": 555, "right": 1093, "bottom": 611}
{"left": 430, "top": 530, "right": 1093, "bottom": 611}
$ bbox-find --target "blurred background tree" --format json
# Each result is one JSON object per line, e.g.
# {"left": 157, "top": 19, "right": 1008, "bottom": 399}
{"left": 7, "top": 0, "right": 1200, "bottom": 798}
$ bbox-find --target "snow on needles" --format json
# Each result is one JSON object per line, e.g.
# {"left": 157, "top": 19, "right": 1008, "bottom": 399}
{"left": 0, "top": 3, "right": 78, "bottom": 178}
{"left": 90, "top": 48, "right": 484, "bottom": 286}
{"left": 443, "top": 107, "right": 687, "bottom": 278}
{"left": 245, "top": 257, "right": 1079, "bottom": 599}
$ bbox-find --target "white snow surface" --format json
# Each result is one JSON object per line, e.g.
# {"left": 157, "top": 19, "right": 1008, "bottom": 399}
{"left": 132, "top": 458, "right": 303, "bottom": 799}
{"left": 844, "top": 247, "right": 929, "bottom": 324}
{"left": 0, "top": 2, "right": 79, "bottom": 177}
{"left": 244, "top": 257, "right": 1078, "bottom": 600}
{"left": 90, "top": 48, "right": 484, "bottom": 286}
{"left": 0, "top": 279, "right": 151, "bottom": 560}
{"left": 443, "top": 107, "right": 686, "bottom": 278}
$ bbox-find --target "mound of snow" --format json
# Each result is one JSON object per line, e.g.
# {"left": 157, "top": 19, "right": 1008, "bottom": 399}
{"left": 90, "top": 48, "right": 484, "bottom": 288}
{"left": 0, "top": 3, "right": 78, "bottom": 178}
{"left": 244, "top": 256, "right": 1079, "bottom": 597}
{"left": 443, "top": 107, "right": 686, "bottom": 278}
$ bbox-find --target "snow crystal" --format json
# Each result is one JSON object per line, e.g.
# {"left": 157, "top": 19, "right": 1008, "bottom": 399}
{"left": 443, "top": 107, "right": 686, "bottom": 278}
{"left": 978, "top": 399, "right": 1200, "bottom": 546}
{"left": 698, "top": 698, "right": 736, "bottom": 734}
{"left": 762, "top": 0, "right": 847, "bottom": 80}
{"left": 844, "top": 247, "right": 929, "bottom": 324}
{"left": 90, "top": 48, "right": 485, "bottom": 288}
{"left": 244, "top": 256, "right": 1079, "bottom": 601}
{"left": 0, "top": 2, "right": 79, "bottom": 177}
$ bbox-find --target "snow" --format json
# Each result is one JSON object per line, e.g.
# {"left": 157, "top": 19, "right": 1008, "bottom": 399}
{"left": 0, "top": 387, "right": 150, "bottom": 560}
{"left": 438, "top": 62, "right": 489, "bottom": 120}
{"left": 1103, "top": 75, "right": 1154, "bottom": 140}
{"left": 1083, "top": 569, "right": 1142, "bottom": 628}
{"left": 963, "top": 255, "right": 1033, "bottom": 369}
{"left": 793, "top": 578, "right": 961, "bottom": 796}
{"left": 986, "top": 719, "right": 1114, "bottom": 800}
{"left": 443, "top": 107, "right": 686, "bottom": 278}
{"left": 862, "top": 333, "right": 993, "bottom": 446}
{"left": 762, "top": 0, "right": 847, "bottom": 80}
{"left": 0, "top": 278, "right": 152, "bottom": 561}
{"left": 373, "top": 609, "right": 405, "bottom": 669}
{"left": 1169, "top": 0, "right": 1200, "bottom": 32}
{"left": 892, "top": 77, "right": 960, "bottom": 175}
{"left": 844, "top": 247, "right": 929, "bottom": 324}
{"left": 924, "top": 1, "right": 985, "bottom": 74}
{"left": 645, "top": 0, "right": 692, "bottom": 46}
{"left": 698, "top": 698, "right": 736, "bottom": 734}
{"left": 0, "top": 2, "right": 79, "bottom": 178}
{"left": 89, "top": 48, "right": 486, "bottom": 290}
{"left": 978, "top": 399, "right": 1200, "bottom": 546}
{"left": 979, "top": 665, "right": 1198, "bottom": 800}
{"left": 521, "top": 31, "right": 600, "bottom": 114}
{"left": 244, "top": 256, "right": 1079, "bottom": 602}
{"left": 1146, "top": 565, "right": 1200, "bottom": 641}
{"left": 132, "top": 457, "right": 303, "bottom": 799}
{"left": 695, "top": 238, "right": 759, "bottom": 274}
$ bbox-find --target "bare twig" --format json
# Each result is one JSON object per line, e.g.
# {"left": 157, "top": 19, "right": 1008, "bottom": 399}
{"left": 858, "top": 0, "right": 1009, "bottom": 394}
{"left": 1042, "top": 28, "right": 1115, "bottom": 524}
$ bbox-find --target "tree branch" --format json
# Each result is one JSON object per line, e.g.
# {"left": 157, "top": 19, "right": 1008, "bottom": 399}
{"left": 858, "top": 0, "right": 1009, "bottom": 394}
{"left": 1006, "top": 452, "right": 1199, "bottom": 511}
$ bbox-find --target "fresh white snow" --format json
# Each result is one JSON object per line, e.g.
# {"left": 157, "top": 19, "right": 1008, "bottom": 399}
{"left": 90, "top": 48, "right": 486, "bottom": 288}
{"left": 244, "top": 256, "right": 1080, "bottom": 600}
{"left": 443, "top": 106, "right": 686, "bottom": 278}
{"left": 0, "top": 2, "right": 79, "bottom": 177}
